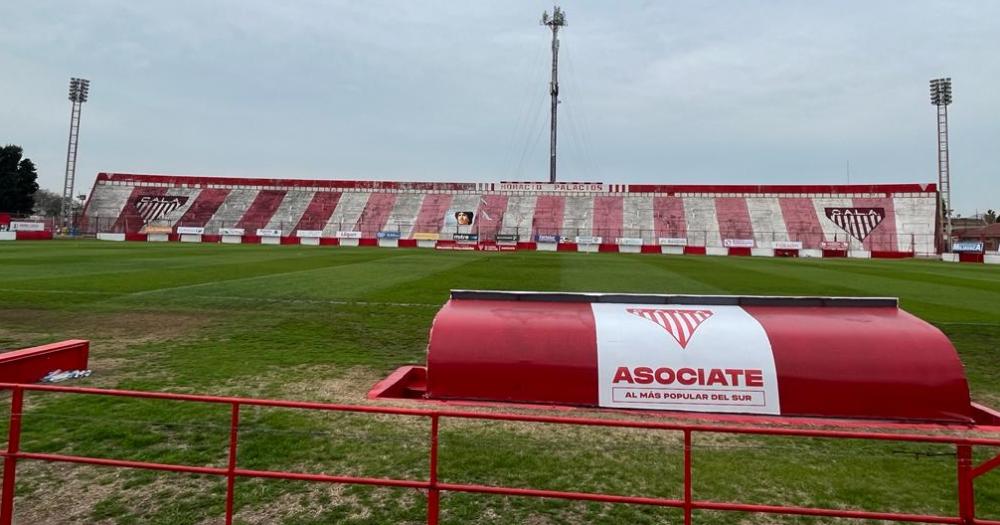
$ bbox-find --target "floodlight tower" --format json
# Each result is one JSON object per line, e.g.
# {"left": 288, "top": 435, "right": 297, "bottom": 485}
{"left": 541, "top": 6, "right": 566, "bottom": 184}
{"left": 62, "top": 77, "right": 90, "bottom": 229}
{"left": 929, "top": 77, "right": 952, "bottom": 252}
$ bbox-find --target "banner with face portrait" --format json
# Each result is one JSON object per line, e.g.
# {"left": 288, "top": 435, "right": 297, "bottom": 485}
{"left": 444, "top": 210, "right": 475, "bottom": 228}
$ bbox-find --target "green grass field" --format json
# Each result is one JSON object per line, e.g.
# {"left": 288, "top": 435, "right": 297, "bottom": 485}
{"left": 0, "top": 240, "right": 998, "bottom": 524}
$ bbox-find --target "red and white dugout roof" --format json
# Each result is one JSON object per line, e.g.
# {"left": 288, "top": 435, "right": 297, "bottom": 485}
{"left": 425, "top": 291, "right": 973, "bottom": 423}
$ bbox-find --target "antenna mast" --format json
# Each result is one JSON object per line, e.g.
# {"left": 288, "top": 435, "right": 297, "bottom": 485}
{"left": 541, "top": 6, "right": 566, "bottom": 183}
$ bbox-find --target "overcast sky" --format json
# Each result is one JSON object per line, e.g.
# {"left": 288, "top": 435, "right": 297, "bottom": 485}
{"left": 2, "top": 1, "right": 998, "bottom": 214}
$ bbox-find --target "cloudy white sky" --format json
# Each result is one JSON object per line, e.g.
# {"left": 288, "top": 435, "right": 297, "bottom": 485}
{"left": 2, "top": 1, "right": 998, "bottom": 214}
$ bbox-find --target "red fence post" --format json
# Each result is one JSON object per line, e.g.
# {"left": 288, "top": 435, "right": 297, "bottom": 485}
{"left": 956, "top": 444, "right": 975, "bottom": 524}
{"left": 0, "top": 387, "right": 25, "bottom": 525}
{"left": 428, "top": 415, "right": 440, "bottom": 525}
{"left": 224, "top": 403, "right": 241, "bottom": 525}
{"left": 684, "top": 429, "right": 692, "bottom": 525}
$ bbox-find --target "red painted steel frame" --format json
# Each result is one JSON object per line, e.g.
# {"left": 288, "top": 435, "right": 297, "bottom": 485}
{"left": 1, "top": 383, "right": 998, "bottom": 525}
{"left": 0, "top": 340, "right": 89, "bottom": 385}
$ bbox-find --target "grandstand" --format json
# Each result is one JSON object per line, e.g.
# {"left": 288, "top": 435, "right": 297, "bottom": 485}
{"left": 82, "top": 173, "right": 940, "bottom": 256}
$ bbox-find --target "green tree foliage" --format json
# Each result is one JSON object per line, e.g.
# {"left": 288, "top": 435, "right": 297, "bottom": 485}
{"left": 31, "top": 188, "right": 85, "bottom": 217}
{"left": 32, "top": 188, "right": 64, "bottom": 217}
{"left": 985, "top": 209, "right": 998, "bottom": 224}
{"left": 0, "top": 145, "right": 40, "bottom": 214}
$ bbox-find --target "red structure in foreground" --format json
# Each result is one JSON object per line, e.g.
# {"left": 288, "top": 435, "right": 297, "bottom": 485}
{"left": 376, "top": 291, "right": 991, "bottom": 424}
{"left": 0, "top": 340, "right": 89, "bottom": 384}
{"left": 1, "top": 383, "right": 999, "bottom": 524}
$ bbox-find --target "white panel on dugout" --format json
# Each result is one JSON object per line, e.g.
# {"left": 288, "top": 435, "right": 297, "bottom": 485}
{"left": 97, "top": 233, "right": 126, "bottom": 242}
{"left": 536, "top": 242, "right": 558, "bottom": 252}
{"left": 751, "top": 248, "right": 775, "bottom": 257}
{"left": 339, "top": 238, "right": 360, "bottom": 247}
{"left": 941, "top": 253, "right": 959, "bottom": 263}
{"left": 378, "top": 238, "right": 399, "bottom": 248}
{"left": 300, "top": 237, "right": 320, "bottom": 246}
{"left": 985, "top": 255, "right": 1000, "bottom": 265}
{"left": 800, "top": 249, "right": 823, "bottom": 258}
{"left": 260, "top": 236, "right": 280, "bottom": 245}
{"left": 706, "top": 247, "right": 729, "bottom": 256}
{"left": 417, "top": 240, "right": 437, "bottom": 248}
{"left": 577, "top": 243, "right": 599, "bottom": 253}
{"left": 180, "top": 234, "right": 202, "bottom": 243}
{"left": 593, "top": 303, "right": 781, "bottom": 415}
{"left": 0, "top": 232, "right": 16, "bottom": 241}
{"left": 147, "top": 233, "right": 169, "bottom": 242}
{"left": 848, "top": 250, "right": 872, "bottom": 259}
{"left": 221, "top": 235, "right": 242, "bottom": 244}
{"left": 661, "top": 245, "right": 685, "bottom": 255}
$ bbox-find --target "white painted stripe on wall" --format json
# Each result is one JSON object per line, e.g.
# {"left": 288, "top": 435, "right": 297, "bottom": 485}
{"left": 501, "top": 194, "right": 538, "bottom": 241}
{"left": 746, "top": 197, "right": 787, "bottom": 246}
{"left": 682, "top": 197, "right": 721, "bottom": 248}
{"left": 623, "top": 195, "right": 654, "bottom": 244}
{"left": 562, "top": 195, "right": 594, "bottom": 237}
{"left": 385, "top": 193, "right": 426, "bottom": 236}
{"left": 203, "top": 189, "right": 260, "bottom": 234}
{"left": 323, "top": 192, "right": 372, "bottom": 236}
{"left": 264, "top": 190, "right": 314, "bottom": 231}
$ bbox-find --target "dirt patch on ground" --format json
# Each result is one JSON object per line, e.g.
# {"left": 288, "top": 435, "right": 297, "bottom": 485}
{"left": 13, "top": 462, "right": 224, "bottom": 524}
{"left": 0, "top": 309, "right": 213, "bottom": 349}
{"left": 0, "top": 309, "right": 216, "bottom": 387}
{"left": 225, "top": 483, "right": 421, "bottom": 525}
{"left": 12, "top": 463, "right": 131, "bottom": 525}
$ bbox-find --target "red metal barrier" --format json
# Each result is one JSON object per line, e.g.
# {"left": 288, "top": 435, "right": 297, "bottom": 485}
{"left": 1, "top": 383, "right": 998, "bottom": 525}
{"left": 0, "top": 341, "right": 89, "bottom": 384}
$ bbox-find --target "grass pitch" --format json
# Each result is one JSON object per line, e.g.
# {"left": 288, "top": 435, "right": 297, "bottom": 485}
{"left": 0, "top": 240, "right": 998, "bottom": 524}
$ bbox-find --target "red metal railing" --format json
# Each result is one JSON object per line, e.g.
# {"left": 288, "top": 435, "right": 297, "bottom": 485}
{"left": 1, "top": 383, "right": 999, "bottom": 524}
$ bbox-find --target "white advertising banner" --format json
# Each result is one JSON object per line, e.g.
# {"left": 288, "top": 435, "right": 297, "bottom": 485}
{"left": 296, "top": 230, "right": 323, "bottom": 238}
{"left": 10, "top": 221, "right": 45, "bottom": 232}
{"left": 256, "top": 228, "right": 282, "bottom": 237}
{"left": 616, "top": 237, "right": 643, "bottom": 246}
{"left": 772, "top": 241, "right": 803, "bottom": 250}
{"left": 176, "top": 227, "right": 205, "bottom": 235}
{"left": 593, "top": 303, "right": 780, "bottom": 415}
{"left": 658, "top": 237, "right": 688, "bottom": 246}
{"left": 575, "top": 236, "right": 603, "bottom": 245}
{"left": 723, "top": 239, "right": 755, "bottom": 248}
{"left": 337, "top": 231, "right": 363, "bottom": 239}
{"left": 219, "top": 228, "right": 245, "bottom": 236}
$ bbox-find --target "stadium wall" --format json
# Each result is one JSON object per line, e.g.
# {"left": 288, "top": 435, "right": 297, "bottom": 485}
{"left": 82, "top": 173, "right": 941, "bottom": 256}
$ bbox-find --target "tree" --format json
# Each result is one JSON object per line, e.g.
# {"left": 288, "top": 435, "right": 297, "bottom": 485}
{"left": 0, "top": 145, "right": 39, "bottom": 214}
{"left": 31, "top": 189, "right": 85, "bottom": 217}
{"left": 985, "top": 209, "right": 998, "bottom": 224}
{"left": 32, "top": 189, "right": 64, "bottom": 217}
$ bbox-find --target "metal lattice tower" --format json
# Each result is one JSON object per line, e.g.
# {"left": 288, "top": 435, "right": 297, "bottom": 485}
{"left": 541, "top": 6, "right": 566, "bottom": 184}
{"left": 929, "top": 77, "right": 952, "bottom": 252}
{"left": 62, "top": 77, "right": 90, "bottom": 230}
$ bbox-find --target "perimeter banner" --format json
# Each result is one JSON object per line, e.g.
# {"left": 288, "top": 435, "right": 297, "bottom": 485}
{"left": 10, "top": 221, "right": 46, "bottom": 232}
{"left": 593, "top": 304, "right": 780, "bottom": 415}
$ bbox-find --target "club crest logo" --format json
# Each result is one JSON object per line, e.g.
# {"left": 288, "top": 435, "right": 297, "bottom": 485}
{"left": 825, "top": 207, "right": 885, "bottom": 242}
{"left": 135, "top": 195, "right": 189, "bottom": 224}
{"left": 626, "top": 308, "right": 713, "bottom": 349}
